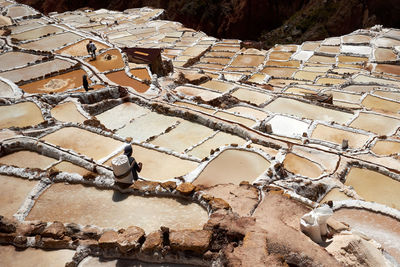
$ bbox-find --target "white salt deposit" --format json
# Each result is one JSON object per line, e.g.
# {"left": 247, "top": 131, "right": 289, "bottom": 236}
{"left": 340, "top": 45, "right": 372, "bottom": 56}
{"left": 266, "top": 115, "right": 310, "bottom": 138}
{"left": 292, "top": 50, "right": 314, "bottom": 61}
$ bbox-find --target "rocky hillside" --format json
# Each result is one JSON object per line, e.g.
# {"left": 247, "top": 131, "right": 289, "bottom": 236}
{"left": 17, "top": 0, "right": 400, "bottom": 47}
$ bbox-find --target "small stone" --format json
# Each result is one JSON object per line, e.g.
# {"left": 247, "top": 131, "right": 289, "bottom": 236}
{"left": 201, "top": 194, "right": 214, "bottom": 202}
{"left": 210, "top": 198, "right": 230, "bottom": 211}
{"left": 169, "top": 230, "right": 212, "bottom": 254}
{"left": 78, "top": 239, "right": 99, "bottom": 250}
{"left": 41, "top": 236, "right": 71, "bottom": 249}
{"left": 0, "top": 216, "right": 18, "bottom": 233}
{"left": 99, "top": 230, "right": 119, "bottom": 249}
{"left": 78, "top": 226, "right": 102, "bottom": 240}
{"left": 131, "top": 180, "right": 160, "bottom": 192}
{"left": 0, "top": 233, "right": 15, "bottom": 244}
{"left": 117, "top": 226, "right": 145, "bottom": 253}
{"left": 141, "top": 230, "right": 163, "bottom": 253}
{"left": 160, "top": 181, "right": 176, "bottom": 191}
{"left": 42, "top": 221, "right": 66, "bottom": 239}
{"left": 13, "top": 235, "right": 27, "bottom": 247}
{"left": 176, "top": 182, "right": 195, "bottom": 195}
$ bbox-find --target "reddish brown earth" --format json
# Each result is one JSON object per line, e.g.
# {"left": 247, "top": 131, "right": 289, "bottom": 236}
{"left": 17, "top": 0, "right": 400, "bottom": 47}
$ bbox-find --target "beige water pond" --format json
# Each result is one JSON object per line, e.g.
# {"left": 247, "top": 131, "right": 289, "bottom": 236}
{"left": 311, "top": 124, "right": 370, "bottom": 149}
{"left": 174, "top": 101, "right": 215, "bottom": 114}
{"left": 181, "top": 45, "right": 209, "bottom": 57}
{"left": 26, "top": 183, "right": 207, "bottom": 233}
{"left": 293, "top": 71, "right": 322, "bottom": 81}
{"left": 130, "top": 68, "right": 151, "bottom": 80}
{"left": 302, "top": 42, "right": 321, "bottom": 50}
{"left": 345, "top": 167, "right": 400, "bottom": 209}
{"left": 261, "top": 67, "right": 296, "bottom": 78}
{"left": 374, "top": 48, "right": 397, "bottom": 62}
{"left": 194, "top": 63, "right": 225, "bottom": 71}
{"left": 210, "top": 45, "right": 240, "bottom": 53}
{"left": 11, "top": 25, "right": 63, "bottom": 41}
{"left": 320, "top": 188, "right": 352, "bottom": 203}
{"left": 6, "top": 5, "right": 37, "bottom": 18}
{"left": 316, "top": 46, "right": 340, "bottom": 54}
{"left": 265, "top": 60, "right": 300, "bottom": 68}
{"left": 373, "top": 91, "right": 400, "bottom": 102}
{"left": 230, "top": 55, "right": 265, "bottom": 67}
{"left": 371, "top": 140, "right": 400, "bottom": 156}
{"left": 362, "top": 94, "right": 400, "bottom": 114}
{"left": 264, "top": 98, "right": 354, "bottom": 124}
{"left": 342, "top": 34, "right": 371, "bottom": 44}
{"left": 86, "top": 49, "right": 125, "bottom": 72}
{"left": 175, "top": 86, "right": 221, "bottom": 101}
{"left": 199, "top": 80, "right": 235, "bottom": 93}
{"left": 269, "top": 52, "right": 292, "bottom": 61}
{"left": 205, "top": 51, "right": 236, "bottom": 58}
{"left": 284, "top": 87, "right": 317, "bottom": 95}
{"left": 151, "top": 120, "right": 215, "bottom": 153}
{"left": 0, "top": 59, "right": 74, "bottom": 83}
{"left": 0, "top": 246, "right": 75, "bottom": 267}
{"left": 0, "top": 102, "right": 44, "bottom": 129}
{"left": 0, "top": 175, "right": 37, "bottom": 217}
{"left": 227, "top": 106, "right": 269, "bottom": 120}
{"left": 308, "top": 55, "right": 336, "bottom": 64}
{"left": 7, "top": 21, "right": 42, "bottom": 34}
{"left": 375, "top": 64, "right": 400, "bottom": 76}
{"left": 247, "top": 73, "right": 268, "bottom": 84}
{"left": 283, "top": 153, "right": 323, "bottom": 179}
{"left": 302, "top": 66, "right": 332, "bottom": 72}
{"left": 188, "top": 132, "right": 246, "bottom": 159}
{"left": 0, "top": 51, "right": 43, "bottom": 71}
{"left": 42, "top": 127, "right": 124, "bottom": 161}
{"left": 214, "top": 111, "right": 256, "bottom": 127}
{"left": 350, "top": 112, "right": 400, "bottom": 135}
{"left": 19, "top": 32, "right": 84, "bottom": 51}
{"left": 0, "top": 80, "right": 14, "bottom": 98}
{"left": 338, "top": 55, "right": 368, "bottom": 63}
{"left": 51, "top": 102, "right": 86, "bottom": 123}
{"left": 54, "top": 161, "right": 93, "bottom": 176}
{"left": 20, "top": 69, "right": 88, "bottom": 94}
{"left": 353, "top": 74, "right": 400, "bottom": 87}
{"left": 316, "top": 77, "right": 347, "bottom": 85}
{"left": 105, "top": 71, "right": 149, "bottom": 93}
{"left": 324, "top": 91, "right": 360, "bottom": 103}
{"left": 332, "top": 209, "right": 400, "bottom": 262}
{"left": 374, "top": 37, "right": 400, "bottom": 48}
{"left": 116, "top": 112, "right": 180, "bottom": 142}
{"left": 200, "top": 57, "right": 231, "bottom": 65}
{"left": 0, "top": 150, "right": 56, "bottom": 169}
{"left": 96, "top": 102, "right": 149, "bottom": 131}
{"left": 231, "top": 88, "right": 271, "bottom": 105}
{"left": 194, "top": 149, "right": 269, "bottom": 186}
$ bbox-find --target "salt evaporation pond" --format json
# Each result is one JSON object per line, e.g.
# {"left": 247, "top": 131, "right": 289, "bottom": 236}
{"left": 42, "top": 127, "right": 124, "bottom": 161}
{"left": 0, "top": 150, "right": 56, "bottom": 169}
{"left": 51, "top": 102, "right": 87, "bottom": 123}
{"left": 283, "top": 153, "right": 323, "bottom": 179}
{"left": 79, "top": 256, "right": 197, "bottom": 267}
{"left": 333, "top": 209, "right": 400, "bottom": 262}
{"left": 344, "top": 167, "right": 400, "bottom": 209}
{"left": 0, "top": 175, "right": 37, "bottom": 217}
{"left": 26, "top": 183, "right": 208, "bottom": 233}
{"left": 0, "top": 246, "right": 75, "bottom": 267}
{"left": 106, "top": 145, "right": 198, "bottom": 181}
{"left": 0, "top": 102, "right": 44, "bottom": 129}
{"left": 194, "top": 149, "right": 269, "bottom": 186}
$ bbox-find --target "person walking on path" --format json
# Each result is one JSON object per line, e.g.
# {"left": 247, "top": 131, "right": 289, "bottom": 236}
{"left": 82, "top": 74, "right": 89, "bottom": 92}
{"left": 86, "top": 40, "right": 97, "bottom": 60}
{"left": 123, "top": 145, "right": 142, "bottom": 181}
